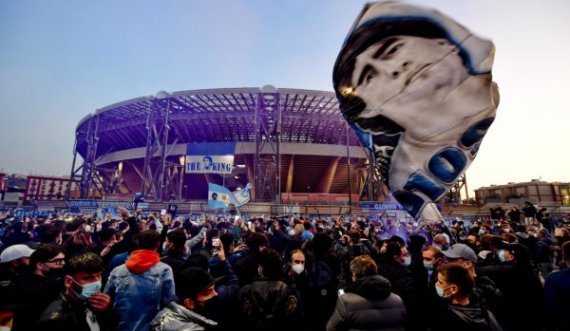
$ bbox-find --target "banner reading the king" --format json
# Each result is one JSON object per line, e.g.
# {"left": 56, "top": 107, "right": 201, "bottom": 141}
{"left": 186, "top": 142, "right": 236, "bottom": 175}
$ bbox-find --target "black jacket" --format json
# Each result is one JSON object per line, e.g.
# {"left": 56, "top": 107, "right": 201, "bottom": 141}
{"left": 36, "top": 293, "right": 117, "bottom": 331}
{"left": 238, "top": 278, "right": 299, "bottom": 331}
{"left": 431, "top": 301, "right": 503, "bottom": 331}
{"left": 326, "top": 275, "right": 407, "bottom": 331}
{"left": 160, "top": 250, "right": 186, "bottom": 277}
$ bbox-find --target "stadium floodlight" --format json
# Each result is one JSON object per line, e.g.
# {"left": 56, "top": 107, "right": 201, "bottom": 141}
{"left": 155, "top": 91, "right": 170, "bottom": 99}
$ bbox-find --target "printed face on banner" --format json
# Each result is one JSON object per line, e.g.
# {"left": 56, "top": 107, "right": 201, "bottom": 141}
{"left": 352, "top": 36, "right": 469, "bottom": 138}
{"left": 202, "top": 156, "right": 214, "bottom": 170}
{"left": 186, "top": 155, "right": 234, "bottom": 174}
{"left": 333, "top": 2, "right": 499, "bottom": 220}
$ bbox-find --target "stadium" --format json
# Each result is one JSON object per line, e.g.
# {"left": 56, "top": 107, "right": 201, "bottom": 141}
{"left": 70, "top": 85, "right": 383, "bottom": 214}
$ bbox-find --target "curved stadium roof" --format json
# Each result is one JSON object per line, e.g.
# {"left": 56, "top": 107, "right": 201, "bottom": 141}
{"left": 75, "top": 87, "right": 362, "bottom": 159}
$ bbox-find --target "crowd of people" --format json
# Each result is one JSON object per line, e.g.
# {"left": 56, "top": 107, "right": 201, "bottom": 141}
{"left": 0, "top": 205, "right": 569, "bottom": 331}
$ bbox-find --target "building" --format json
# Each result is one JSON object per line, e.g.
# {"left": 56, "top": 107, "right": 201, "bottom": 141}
{"left": 24, "top": 175, "right": 81, "bottom": 202}
{"left": 71, "top": 86, "right": 377, "bottom": 204}
{"left": 475, "top": 179, "right": 570, "bottom": 206}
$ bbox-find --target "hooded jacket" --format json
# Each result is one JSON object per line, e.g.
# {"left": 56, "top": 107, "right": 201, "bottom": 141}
{"left": 150, "top": 301, "right": 217, "bottom": 331}
{"left": 326, "top": 275, "right": 407, "bottom": 331}
{"left": 104, "top": 249, "right": 176, "bottom": 331}
{"left": 432, "top": 301, "right": 503, "bottom": 331}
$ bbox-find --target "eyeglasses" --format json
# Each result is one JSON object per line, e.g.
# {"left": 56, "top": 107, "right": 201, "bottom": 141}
{"left": 46, "top": 258, "right": 65, "bottom": 265}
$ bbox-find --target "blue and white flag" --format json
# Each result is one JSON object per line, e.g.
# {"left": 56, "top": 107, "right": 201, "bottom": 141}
{"left": 208, "top": 183, "right": 233, "bottom": 210}
{"left": 231, "top": 183, "right": 252, "bottom": 207}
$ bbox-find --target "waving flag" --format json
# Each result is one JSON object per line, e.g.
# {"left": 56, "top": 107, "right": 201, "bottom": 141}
{"left": 333, "top": 2, "right": 499, "bottom": 220}
{"left": 208, "top": 183, "right": 232, "bottom": 210}
{"left": 231, "top": 183, "right": 252, "bottom": 207}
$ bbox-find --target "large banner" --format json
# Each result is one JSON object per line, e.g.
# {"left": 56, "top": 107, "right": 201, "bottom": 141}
{"left": 333, "top": 2, "right": 498, "bottom": 220}
{"left": 186, "top": 142, "right": 236, "bottom": 174}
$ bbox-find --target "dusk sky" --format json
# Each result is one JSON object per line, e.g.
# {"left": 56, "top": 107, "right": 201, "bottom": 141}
{"left": 1, "top": 0, "right": 569, "bottom": 197}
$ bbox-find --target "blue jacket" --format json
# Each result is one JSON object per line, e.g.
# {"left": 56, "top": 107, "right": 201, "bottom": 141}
{"left": 104, "top": 250, "right": 176, "bottom": 331}
{"left": 544, "top": 267, "right": 570, "bottom": 331}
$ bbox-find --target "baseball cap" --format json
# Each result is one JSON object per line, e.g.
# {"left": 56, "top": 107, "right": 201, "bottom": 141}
{"left": 0, "top": 244, "right": 35, "bottom": 263}
{"left": 441, "top": 243, "right": 477, "bottom": 263}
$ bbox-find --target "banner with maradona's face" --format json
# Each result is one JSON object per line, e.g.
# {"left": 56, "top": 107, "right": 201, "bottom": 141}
{"left": 333, "top": 2, "right": 499, "bottom": 220}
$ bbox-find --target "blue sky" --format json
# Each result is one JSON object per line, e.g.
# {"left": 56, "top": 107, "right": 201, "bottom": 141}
{"left": 1, "top": 0, "right": 570, "bottom": 197}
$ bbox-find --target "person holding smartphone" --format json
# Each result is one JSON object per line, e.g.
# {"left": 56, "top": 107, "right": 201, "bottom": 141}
{"left": 327, "top": 255, "right": 406, "bottom": 331}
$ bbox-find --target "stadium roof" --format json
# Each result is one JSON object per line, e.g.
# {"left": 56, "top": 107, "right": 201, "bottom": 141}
{"left": 75, "top": 87, "right": 361, "bottom": 158}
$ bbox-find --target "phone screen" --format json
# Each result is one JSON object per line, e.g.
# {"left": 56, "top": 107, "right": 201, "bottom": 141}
{"left": 160, "top": 209, "right": 167, "bottom": 216}
{"left": 212, "top": 237, "right": 220, "bottom": 247}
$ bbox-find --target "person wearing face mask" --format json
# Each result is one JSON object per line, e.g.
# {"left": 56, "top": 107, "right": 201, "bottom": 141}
{"left": 478, "top": 242, "right": 543, "bottom": 331}
{"left": 440, "top": 243, "right": 501, "bottom": 318}
{"left": 285, "top": 250, "right": 307, "bottom": 279}
{"left": 36, "top": 252, "right": 116, "bottom": 331}
{"left": 431, "top": 264, "right": 503, "bottom": 331}
{"left": 11, "top": 244, "right": 66, "bottom": 330}
{"left": 282, "top": 250, "right": 310, "bottom": 318}
{"left": 377, "top": 238, "right": 425, "bottom": 331}
{"left": 422, "top": 245, "right": 444, "bottom": 281}
{"left": 151, "top": 267, "right": 219, "bottom": 331}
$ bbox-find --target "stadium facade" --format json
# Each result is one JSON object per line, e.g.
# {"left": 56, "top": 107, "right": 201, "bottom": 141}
{"left": 71, "top": 86, "right": 381, "bottom": 205}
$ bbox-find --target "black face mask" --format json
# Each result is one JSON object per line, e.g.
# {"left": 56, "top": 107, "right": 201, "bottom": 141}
{"left": 16, "top": 264, "right": 29, "bottom": 275}
{"left": 194, "top": 296, "right": 222, "bottom": 321}
{"left": 46, "top": 267, "right": 65, "bottom": 279}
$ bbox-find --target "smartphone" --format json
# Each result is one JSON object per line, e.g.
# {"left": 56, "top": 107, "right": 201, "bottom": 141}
{"left": 212, "top": 237, "right": 221, "bottom": 247}
{"left": 212, "top": 237, "right": 221, "bottom": 255}
{"left": 160, "top": 209, "right": 167, "bottom": 216}
{"left": 338, "top": 289, "right": 345, "bottom": 296}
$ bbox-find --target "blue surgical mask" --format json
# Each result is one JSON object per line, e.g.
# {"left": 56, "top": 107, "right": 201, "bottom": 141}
{"left": 478, "top": 229, "right": 486, "bottom": 236}
{"left": 74, "top": 280, "right": 102, "bottom": 301}
{"left": 497, "top": 250, "right": 506, "bottom": 263}
{"left": 435, "top": 284, "right": 451, "bottom": 298}
{"left": 423, "top": 261, "right": 434, "bottom": 270}
{"left": 402, "top": 256, "right": 412, "bottom": 267}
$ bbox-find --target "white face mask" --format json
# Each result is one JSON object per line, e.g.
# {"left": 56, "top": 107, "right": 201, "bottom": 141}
{"left": 291, "top": 264, "right": 304, "bottom": 275}
{"left": 402, "top": 256, "right": 412, "bottom": 267}
{"left": 423, "top": 261, "right": 434, "bottom": 270}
